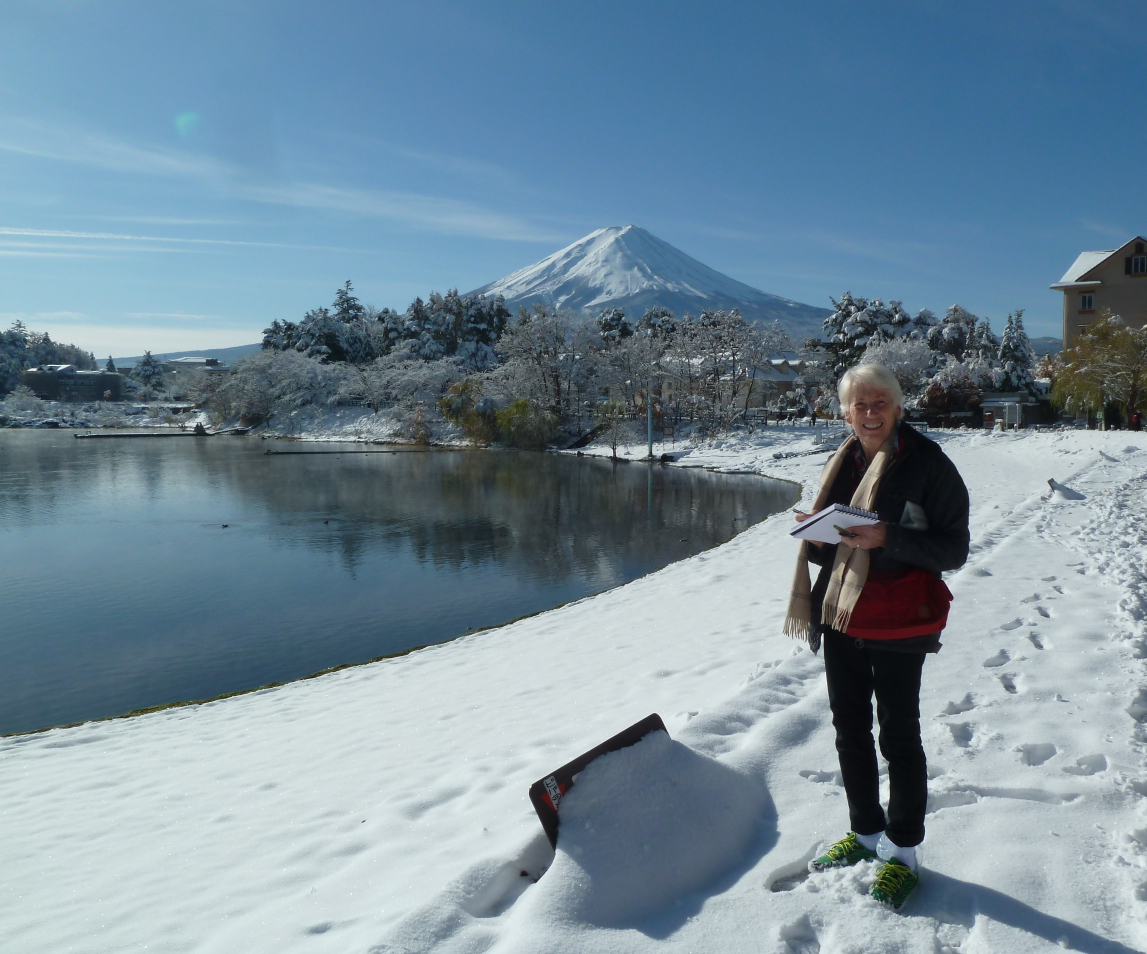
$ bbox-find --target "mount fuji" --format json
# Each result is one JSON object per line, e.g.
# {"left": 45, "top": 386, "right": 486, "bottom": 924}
{"left": 470, "top": 225, "right": 832, "bottom": 341}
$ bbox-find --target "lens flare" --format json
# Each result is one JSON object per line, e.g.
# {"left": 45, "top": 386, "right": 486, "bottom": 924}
{"left": 174, "top": 112, "right": 201, "bottom": 139}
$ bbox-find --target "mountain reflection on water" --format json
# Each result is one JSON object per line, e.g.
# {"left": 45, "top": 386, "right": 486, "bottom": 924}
{"left": 0, "top": 433, "right": 799, "bottom": 734}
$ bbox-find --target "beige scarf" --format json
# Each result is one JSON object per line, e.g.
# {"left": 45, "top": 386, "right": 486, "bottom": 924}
{"left": 783, "top": 432, "right": 896, "bottom": 653}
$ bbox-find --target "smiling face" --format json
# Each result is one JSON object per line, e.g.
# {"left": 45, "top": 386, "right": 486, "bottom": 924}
{"left": 843, "top": 382, "right": 901, "bottom": 459}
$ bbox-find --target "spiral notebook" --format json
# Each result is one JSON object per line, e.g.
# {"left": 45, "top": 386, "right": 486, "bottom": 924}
{"left": 789, "top": 503, "right": 880, "bottom": 544}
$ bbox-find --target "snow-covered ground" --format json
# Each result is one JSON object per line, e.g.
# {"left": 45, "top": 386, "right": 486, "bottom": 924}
{"left": 3, "top": 427, "right": 1146, "bottom": 954}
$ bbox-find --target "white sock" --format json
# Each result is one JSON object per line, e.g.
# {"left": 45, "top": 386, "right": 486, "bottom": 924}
{"left": 876, "top": 832, "right": 918, "bottom": 871}
{"left": 855, "top": 830, "right": 882, "bottom": 852}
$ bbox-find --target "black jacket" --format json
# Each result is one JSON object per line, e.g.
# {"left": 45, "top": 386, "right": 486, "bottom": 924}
{"left": 809, "top": 423, "right": 970, "bottom": 650}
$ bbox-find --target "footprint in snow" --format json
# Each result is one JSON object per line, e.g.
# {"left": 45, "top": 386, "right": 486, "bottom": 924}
{"left": 1041, "top": 575, "right": 1058, "bottom": 582}
{"left": 1028, "top": 632, "right": 1045, "bottom": 650}
{"left": 948, "top": 723, "right": 974, "bottom": 747}
{"left": 943, "top": 693, "right": 976, "bottom": 715}
{"left": 1018, "top": 743, "right": 1057, "bottom": 766}
{"left": 798, "top": 769, "right": 839, "bottom": 785}
{"left": 982, "top": 649, "right": 1010, "bottom": 668}
{"left": 1063, "top": 754, "right": 1107, "bottom": 776}
{"left": 1100, "top": 450, "right": 1120, "bottom": 462}
{"left": 999, "top": 673, "right": 1018, "bottom": 694}
{"left": 1036, "top": 606, "right": 1052, "bottom": 618}
{"left": 1000, "top": 618, "right": 1024, "bottom": 631}
{"left": 1020, "top": 593, "right": 1042, "bottom": 603}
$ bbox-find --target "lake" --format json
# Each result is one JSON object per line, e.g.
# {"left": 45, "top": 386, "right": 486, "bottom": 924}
{"left": 0, "top": 432, "right": 799, "bottom": 734}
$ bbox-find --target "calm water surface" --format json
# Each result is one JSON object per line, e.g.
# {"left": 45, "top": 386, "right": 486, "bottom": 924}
{"left": 0, "top": 432, "right": 798, "bottom": 733}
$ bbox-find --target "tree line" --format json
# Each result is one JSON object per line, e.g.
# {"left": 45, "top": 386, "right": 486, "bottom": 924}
{"left": 184, "top": 281, "right": 794, "bottom": 445}
{"left": 0, "top": 321, "right": 96, "bottom": 394}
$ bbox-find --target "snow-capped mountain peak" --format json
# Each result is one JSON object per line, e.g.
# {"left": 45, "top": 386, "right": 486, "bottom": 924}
{"left": 470, "top": 226, "right": 830, "bottom": 340}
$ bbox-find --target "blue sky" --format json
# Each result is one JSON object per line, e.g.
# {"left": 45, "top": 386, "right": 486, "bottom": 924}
{"left": 1, "top": 0, "right": 1143, "bottom": 356}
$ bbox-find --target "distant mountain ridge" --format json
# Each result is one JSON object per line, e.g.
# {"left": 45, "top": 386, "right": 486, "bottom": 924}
{"left": 113, "top": 342, "right": 262, "bottom": 368}
{"left": 469, "top": 225, "right": 832, "bottom": 342}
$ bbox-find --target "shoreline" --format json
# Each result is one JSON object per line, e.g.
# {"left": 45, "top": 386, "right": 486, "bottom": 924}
{"left": 3, "top": 426, "right": 1145, "bottom": 952}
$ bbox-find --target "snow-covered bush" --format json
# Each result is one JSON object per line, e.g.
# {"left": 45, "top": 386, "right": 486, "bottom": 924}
{"left": 917, "top": 357, "right": 983, "bottom": 412}
{"left": 1, "top": 384, "right": 46, "bottom": 417}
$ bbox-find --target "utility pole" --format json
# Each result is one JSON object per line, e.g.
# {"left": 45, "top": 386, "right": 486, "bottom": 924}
{"left": 647, "top": 399, "right": 654, "bottom": 459}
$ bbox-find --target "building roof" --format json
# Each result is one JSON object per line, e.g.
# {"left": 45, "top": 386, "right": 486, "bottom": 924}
{"left": 1056, "top": 250, "right": 1112, "bottom": 285}
{"left": 1051, "top": 236, "right": 1147, "bottom": 288}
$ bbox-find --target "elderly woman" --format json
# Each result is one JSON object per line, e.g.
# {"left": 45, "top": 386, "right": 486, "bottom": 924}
{"left": 786, "top": 363, "right": 969, "bottom": 909}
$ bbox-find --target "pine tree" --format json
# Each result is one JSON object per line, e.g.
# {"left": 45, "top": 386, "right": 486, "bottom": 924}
{"left": 331, "top": 281, "right": 365, "bottom": 322}
{"left": 596, "top": 307, "right": 632, "bottom": 342}
{"left": 134, "top": 351, "right": 165, "bottom": 388}
{"left": 636, "top": 306, "right": 676, "bottom": 339}
{"left": 927, "top": 305, "right": 980, "bottom": 359}
{"left": 997, "top": 309, "right": 1036, "bottom": 394}
{"left": 823, "top": 293, "right": 911, "bottom": 376}
{"left": 106, "top": 356, "right": 117, "bottom": 373}
{"left": 967, "top": 318, "right": 1000, "bottom": 362}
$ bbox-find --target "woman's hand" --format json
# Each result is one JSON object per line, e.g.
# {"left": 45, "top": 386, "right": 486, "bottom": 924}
{"left": 794, "top": 510, "right": 826, "bottom": 550}
{"left": 840, "top": 522, "right": 887, "bottom": 550}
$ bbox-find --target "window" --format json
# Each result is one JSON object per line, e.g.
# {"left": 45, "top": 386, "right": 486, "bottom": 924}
{"left": 1078, "top": 324, "right": 1089, "bottom": 337}
{"left": 1132, "top": 256, "right": 1147, "bottom": 275}
{"left": 1080, "top": 293, "right": 1094, "bottom": 312}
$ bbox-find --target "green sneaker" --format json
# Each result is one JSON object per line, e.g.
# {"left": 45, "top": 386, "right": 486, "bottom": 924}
{"left": 870, "top": 858, "right": 919, "bottom": 909}
{"left": 808, "top": 832, "right": 878, "bottom": 872}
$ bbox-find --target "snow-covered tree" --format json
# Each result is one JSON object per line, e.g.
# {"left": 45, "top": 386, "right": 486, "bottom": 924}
{"left": 1, "top": 384, "right": 46, "bottom": 417}
{"left": 918, "top": 357, "right": 983, "bottom": 412}
{"left": 134, "top": 351, "right": 166, "bottom": 389}
{"left": 636, "top": 306, "right": 676, "bottom": 339}
{"left": 927, "top": 305, "right": 980, "bottom": 360}
{"left": 495, "top": 304, "right": 575, "bottom": 414}
{"left": 967, "top": 318, "right": 1000, "bottom": 363}
{"left": 861, "top": 337, "right": 938, "bottom": 401}
{"left": 997, "top": 309, "right": 1036, "bottom": 394}
{"left": 823, "top": 293, "right": 912, "bottom": 376}
{"left": 331, "top": 280, "right": 365, "bottom": 323}
{"left": 294, "top": 307, "right": 346, "bottom": 362}
{"left": 0, "top": 320, "right": 95, "bottom": 393}
{"left": 595, "top": 307, "right": 632, "bottom": 343}
{"left": 906, "top": 308, "right": 937, "bottom": 341}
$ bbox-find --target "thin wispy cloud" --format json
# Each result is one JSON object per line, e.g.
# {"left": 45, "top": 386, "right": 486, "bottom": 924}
{"left": 1, "top": 116, "right": 562, "bottom": 243}
{"left": 0, "top": 226, "right": 349, "bottom": 253}
{"left": 237, "top": 182, "right": 564, "bottom": 243}
{"left": 0, "top": 117, "right": 232, "bottom": 180}
{"left": 80, "top": 215, "right": 247, "bottom": 227}
{"left": 123, "top": 312, "right": 221, "bottom": 321}
{"left": 0, "top": 248, "right": 101, "bottom": 259}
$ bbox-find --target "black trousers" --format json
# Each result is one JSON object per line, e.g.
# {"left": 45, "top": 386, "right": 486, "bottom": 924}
{"left": 823, "top": 630, "right": 928, "bottom": 848}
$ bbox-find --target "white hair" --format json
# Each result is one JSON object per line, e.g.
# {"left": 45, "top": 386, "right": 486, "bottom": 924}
{"left": 838, "top": 363, "right": 905, "bottom": 414}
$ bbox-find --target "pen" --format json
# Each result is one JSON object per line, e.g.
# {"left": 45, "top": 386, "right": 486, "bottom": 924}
{"left": 833, "top": 525, "right": 859, "bottom": 538}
